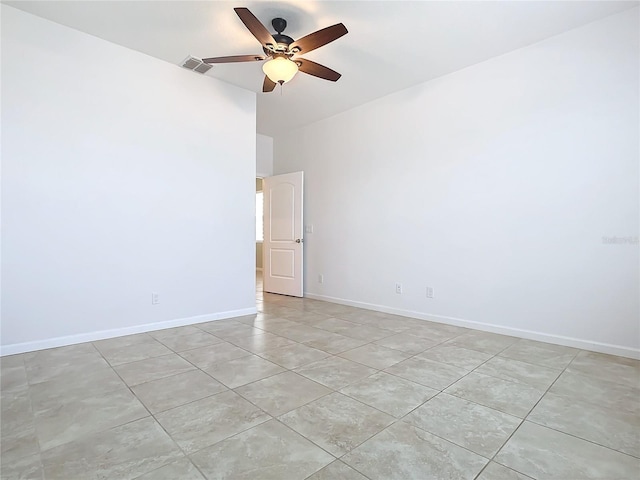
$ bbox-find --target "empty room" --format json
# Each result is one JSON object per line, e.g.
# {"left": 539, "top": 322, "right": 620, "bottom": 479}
{"left": 1, "top": 1, "right": 638, "bottom": 479}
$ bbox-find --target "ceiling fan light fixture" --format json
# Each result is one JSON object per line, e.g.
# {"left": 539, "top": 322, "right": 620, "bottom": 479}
{"left": 262, "top": 57, "right": 298, "bottom": 84}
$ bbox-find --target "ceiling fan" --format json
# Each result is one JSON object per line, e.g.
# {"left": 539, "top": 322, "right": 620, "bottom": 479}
{"left": 202, "top": 7, "right": 348, "bottom": 93}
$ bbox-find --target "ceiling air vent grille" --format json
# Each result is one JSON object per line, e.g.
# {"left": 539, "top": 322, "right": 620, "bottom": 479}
{"left": 193, "top": 62, "right": 213, "bottom": 74}
{"left": 181, "top": 56, "right": 212, "bottom": 74}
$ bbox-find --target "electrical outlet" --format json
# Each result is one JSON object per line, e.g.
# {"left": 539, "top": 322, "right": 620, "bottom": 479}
{"left": 395, "top": 282, "right": 403, "bottom": 294}
{"left": 318, "top": 274, "right": 324, "bottom": 284}
{"left": 426, "top": 287, "right": 434, "bottom": 299}
{"left": 152, "top": 292, "right": 160, "bottom": 305}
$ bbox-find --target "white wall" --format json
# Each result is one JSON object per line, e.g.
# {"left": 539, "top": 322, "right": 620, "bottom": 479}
{"left": 274, "top": 8, "right": 640, "bottom": 357}
{"left": 1, "top": 6, "right": 257, "bottom": 354}
{"left": 256, "top": 134, "right": 274, "bottom": 178}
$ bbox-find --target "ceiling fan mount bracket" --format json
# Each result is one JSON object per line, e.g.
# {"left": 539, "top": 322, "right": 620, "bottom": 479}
{"left": 271, "top": 17, "right": 287, "bottom": 34}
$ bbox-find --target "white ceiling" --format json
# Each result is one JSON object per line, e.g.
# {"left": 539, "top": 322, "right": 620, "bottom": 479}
{"left": 5, "top": 1, "right": 638, "bottom": 136}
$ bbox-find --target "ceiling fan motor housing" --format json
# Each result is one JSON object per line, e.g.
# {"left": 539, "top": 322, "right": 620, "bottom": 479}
{"left": 262, "top": 18, "right": 294, "bottom": 55}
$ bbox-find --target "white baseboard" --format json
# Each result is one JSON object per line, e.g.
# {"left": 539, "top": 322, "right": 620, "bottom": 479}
{"left": 0, "top": 307, "right": 258, "bottom": 356}
{"left": 304, "top": 293, "right": 640, "bottom": 360}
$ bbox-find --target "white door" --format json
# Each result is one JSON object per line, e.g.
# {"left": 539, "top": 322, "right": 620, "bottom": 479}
{"left": 263, "top": 172, "right": 304, "bottom": 297}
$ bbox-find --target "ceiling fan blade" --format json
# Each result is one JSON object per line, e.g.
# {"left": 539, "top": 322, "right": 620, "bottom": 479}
{"left": 289, "top": 23, "right": 348, "bottom": 55}
{"left": 202, "top": 54, "right": 266, "bottom": 64}
{"left": 234, "top": 7, "right": 277, "bottom": 49}
{"left": 263, "top": 75, "right": 277, "bottom": 93}
{"left": 297, "top": 58, "right": 341, "bottom": 82}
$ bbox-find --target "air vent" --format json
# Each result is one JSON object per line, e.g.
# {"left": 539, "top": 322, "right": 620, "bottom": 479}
{"left": 194, "top": 62, "right": 212, "bottom": 74}
{"left": 181, "top": 56, "right": 212, "bottom": 74}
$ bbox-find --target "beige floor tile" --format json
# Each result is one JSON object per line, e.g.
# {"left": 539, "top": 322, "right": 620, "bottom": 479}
{"left": 339, "top": 344, "right": 410, "bottom": 370}
{"left": 404, "top": 393, "right": 520, "bottom": 457}
{"left": 23, "top": 342, "right": 99, "bottom": 366}
{"left": 528, "top": 391, "right": 640, "bottom": 457}
{"left": 244, "top": 317, "right": 302, "bottom": 333}
{"left": 305, "top": 302, "right": 356, "bottom": 316}
{"left": 306, "top": 460, "right": 369, "bottom": 480}
{"left": 304, "top": 332, "right": 369, "bottom": 354}
{"left": 269, "top": 324, "right": 335, "bottom": 343}
{"left": 258, "top": 343, "right": 330, "bottom": 369}
{"left": 131, "top": 369, "right": 226, "bottom": 413}
{"left": 498, "top": 339, "right": 578, "bottom": 369}
{"left": 155, "top": 330, "right": 224, "bottom": 352}
{"left": 407, "top": 323, "right": 466, "bottom": 343}
{"left": 418, "top": 344, "right": 493, "bottom": 370}
{"left": 1, "top": 388, "right": 37, "bottom": 464}
{"left": 294, "top": 356, "right": 376, "bottom": 390}
{"left": 573, "top": 350, "right": 640, "bottom": 368}
{"left": 1, "top": 425, "right": 40, "bottom": 468}
{"left": 282, "top": 311, "right": 332, "bottom": 326}
{"left": 134, "top": 457, "right": 205, "bottom": 480}
{"left": 11, "top": 287, "right": 640, "bottom": 479}
{"left": 567, "top": 350, "right": 640, "bottom": 387}
{"left": 198, "top": 320, "right": 263, "bottom": 335}
{"left": 474, "top": 356, "right": 562, "bottom": 390}
{"left": 1, "top": 387, "right": 34, "bottom": 435}
{"left": 336, "top": 309, "right": 389, "bottom": 324}
{"left": 314, "top": 317, "right": 362, "bottom": 335}
{"left": 25, "top": 343, "right": 110, "bottom": 384}
{"left": 0, "top": 453, "right": 43, "bottom": 480}
{"left": 226, "top": 332, "right": 296, "bottom": 353}
{"left": 1, "top": 365, "right": 28, "bottom": 393}
{"left": 195, "top": 320, "right": 246, "bottom": 333}
{"left": 280, "top": 392, "right": 394, "bottom": 457}
{"left": 477, "top": 462, "right": 533, "bottom": 480}
{"left": 447, "top": 330, "right": 518, "bottom": 354}
{"left": 208, "top": 326, "right": 266, "bottom": 342}
{"left": 34, "top": 386, "right": 148, "bottom": 451}
{"left": 339, "top": 324, "right": 395, "bottom": 342}
{"left": 374, "top": 333, "right": 438, "bottom": 354}
{"left": 445, "top": 372, "right": 545, "bottom": 418}
{"left": 155, "top": 390, "right": 270, "bottom": 453}
{"left": 29, "top": 366, "right": 125, "bottom": 414}
{"left": 41, "top": 416, "right": 182, "bottom": 479}
{"left": 495, "top": 421, "right": 640, "bottom": 479}
{"left": 259, "top": 303, "right": 303, "bottom": 317}
{"left": 233, "top": 313, "right": 274, "bottom": 326}
{"left": 235, "top": 371, "right": 332, "bottom": 416}
{"left": 342, "top": 421, "right": 487, "bottom": 480}
{"left": 178, "top": 342, "right": 252, "bottom": 369}
{"left": 148, "top": 326, "right": 203, "bottom": 341}
{"left": 114, "top": 354, "right": 195, "bottom": 386}
{"left": 549, "top": 370, "right": 640, "bottom": 414}
{"left": 203, "top": 354, "right": 285, "bottom": 388}
{"left": 385, "top": 356, "right": 468, "bottom": 390}
{"left": 340, "top": 372, "right": 437, "bottom": 418}
{"left": 190, "top": 420, "right": 333, "bottom": 480}
{"left": 361, "top": 316, "right": 414, "bottom": 333}
{"left": 1, "top": 354, "right": 25, "bottom": 369}
{"left": 94, "top": 334, "right": 175, "bottom": 366}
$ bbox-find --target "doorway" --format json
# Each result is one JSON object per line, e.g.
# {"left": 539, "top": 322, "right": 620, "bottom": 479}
{"left": 257, "top": 172, "right": 305, "bottom": 298}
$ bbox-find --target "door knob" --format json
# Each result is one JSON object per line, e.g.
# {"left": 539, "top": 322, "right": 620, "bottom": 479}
{"left": 295, "top": 238, "right": 303, "bottom": 243}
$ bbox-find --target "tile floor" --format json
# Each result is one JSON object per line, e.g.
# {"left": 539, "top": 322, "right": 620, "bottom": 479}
{"left": 1, "top": 277, "right": 639, "bottom": 479}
